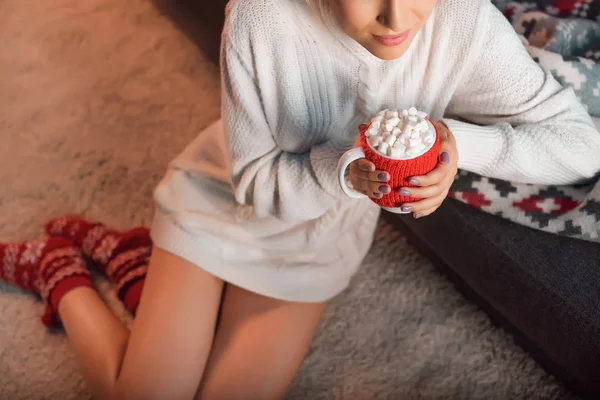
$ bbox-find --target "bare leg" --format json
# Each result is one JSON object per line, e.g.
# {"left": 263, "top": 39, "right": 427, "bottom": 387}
{"left": 197, "top": 284, "right": 326, "bottom": 400}
{"left": 58, "top": 287, "right": 130, "bottom": 399}
{"left": 57, "top": 248, "right": 224, "bottom": 400}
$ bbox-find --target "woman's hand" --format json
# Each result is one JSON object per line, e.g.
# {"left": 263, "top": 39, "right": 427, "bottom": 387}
{"left": 349, "top": 159, "right": 391, "bottom": 199}
{"left": 398, "top": 121, "right": 458, "bottom": 218}
{"left": 349, "top": 124, "right": 391, "bottom": 198}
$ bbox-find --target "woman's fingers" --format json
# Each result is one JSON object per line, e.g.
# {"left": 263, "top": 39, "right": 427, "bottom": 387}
{"left": 350, "top": 160, "right": 390, "bottom": 198}
{"left": 413, "top": 205, "right": 439, "bottom": 219}
{"left": 400, "top": 190, "right": 448, "bottom": 214}
{"left": 357, "top": 189, "right": 383, "bottom": 199}
{"left": 354, "top": 169, "right": 391, "bottom": 182}
{"left": 398, "top": 183, "right": 445, "bottom": 199}
{"left": 395, "top": 121, "right": 458, "bottom": 218}
{"left": 408, "top": 123, "right": 458, "bottom": 188}
{"left": 400, "top": 167, "right": 456, "bottom": 198}
{"left": 357, "top": 159, "right": 375, "bottom": 172}
{"left": 351, "top": 160, "right": 390, "bottom": 181}
{"left": 437, "top": 133, "right": 456, "bottom": 166}
{"left": 408, "top": 149, "right": 457, "bottom": 188}
{"left": 408, "top": 163, "right": 450, "bottom": 187}
{"left": 352, "top": 177, "right": 391, "bottom": 194}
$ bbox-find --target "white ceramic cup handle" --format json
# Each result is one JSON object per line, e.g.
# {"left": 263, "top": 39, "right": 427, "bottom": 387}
{"left": 337, "top": 147, "right": 369, "bottom": 199}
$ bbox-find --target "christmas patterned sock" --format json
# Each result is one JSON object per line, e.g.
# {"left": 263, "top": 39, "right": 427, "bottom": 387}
{"left": 46, "top": 216, "right": 151, "bottom": 314}
{"left": 0, "top": 237, "right": 94, "bottom": 327}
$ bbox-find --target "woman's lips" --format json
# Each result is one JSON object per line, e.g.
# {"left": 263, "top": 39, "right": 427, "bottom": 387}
{"left": 373, "top": 30, "right": 410, "bottom": 47}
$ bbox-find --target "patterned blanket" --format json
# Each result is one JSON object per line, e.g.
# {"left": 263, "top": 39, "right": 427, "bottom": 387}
{"left": 449, "top": 0, "right": 600, "bottom": 243}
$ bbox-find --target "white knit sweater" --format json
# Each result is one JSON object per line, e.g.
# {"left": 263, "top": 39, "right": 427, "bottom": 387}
{"left": 151, "top": 0, "right": 600, "bottom": 302}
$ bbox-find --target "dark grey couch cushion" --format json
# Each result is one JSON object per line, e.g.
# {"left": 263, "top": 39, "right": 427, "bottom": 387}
{"left": 385, "top": 199, "right": 600, "bottom": 398}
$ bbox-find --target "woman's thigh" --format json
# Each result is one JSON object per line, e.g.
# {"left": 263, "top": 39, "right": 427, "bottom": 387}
{"left": 115, "top": 247, "right": 224, "bottom": 399}
{"left": 197, "top": 284, "right": 327, "bottom": 400}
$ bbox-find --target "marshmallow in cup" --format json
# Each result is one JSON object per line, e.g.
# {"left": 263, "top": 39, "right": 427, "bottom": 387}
{"left": 336, "top": 107, "right": 440, "bottom": 214}
{"left": 365, "top": 108, "right": 435, "bottom": 160}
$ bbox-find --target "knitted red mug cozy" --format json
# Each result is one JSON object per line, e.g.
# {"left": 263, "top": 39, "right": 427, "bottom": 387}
{"left": 337, "top": 119, "right": 440, "bottom": 213}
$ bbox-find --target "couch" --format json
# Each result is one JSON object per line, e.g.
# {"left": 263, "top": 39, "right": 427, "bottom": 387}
{"left": 383, "top": 200, "right": 600, "bottom": 398}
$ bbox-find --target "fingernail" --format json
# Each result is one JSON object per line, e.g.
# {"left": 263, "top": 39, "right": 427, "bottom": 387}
{"left": 414, "top": 213, "right": 423, "bottom": 219}
{"left": 402, "top": 206, "right": 413, "bottom": 212}
{"left": 399, "top": 189, "right": 411, "bottom": 196}
{"left": 378, "top": 185, "right": 390, "bottom": 194}
{"left": 409, "top": 178, "right": 419, "bottom": 185}
{"left": 373, "top": 193, "right": 382, "bottom": 198}
{"left": 440, "top": 152, "right": 450, "bottom": 164}
{"left": 377, "top": 173, "right": 389, "bottom": 182}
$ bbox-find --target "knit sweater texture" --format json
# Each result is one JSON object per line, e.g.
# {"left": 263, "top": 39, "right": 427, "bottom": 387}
{"left": 151, "top": 0, "right": 600, "bottom": 302}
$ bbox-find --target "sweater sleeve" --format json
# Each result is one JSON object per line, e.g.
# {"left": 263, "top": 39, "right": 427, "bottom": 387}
{"left": 443, "top": 1, "right": 600, "bottom": 185}
{"left": 220, "top": 41, "right": 348, "bottom": 222}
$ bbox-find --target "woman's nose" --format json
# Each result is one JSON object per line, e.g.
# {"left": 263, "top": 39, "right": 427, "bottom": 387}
{"left": 377, "top": 0, "right": 410, "bottom": 32}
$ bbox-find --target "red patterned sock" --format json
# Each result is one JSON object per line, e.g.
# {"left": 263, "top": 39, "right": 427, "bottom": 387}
{"left": 0, "top": 237, "right": 94, "bottom": 327}
{"left": 46, "top": 216, "right": 151, "bottom": 314}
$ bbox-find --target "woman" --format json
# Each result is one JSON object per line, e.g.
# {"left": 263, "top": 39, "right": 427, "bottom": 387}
{"left": 1, "top": 0, "right": 598, "bottom": 398}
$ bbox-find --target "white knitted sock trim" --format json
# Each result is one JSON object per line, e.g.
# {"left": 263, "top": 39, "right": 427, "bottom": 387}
{"left": 106, "top": 246, "right": 152, "bottom": 279}
{"left": 116, "top": 264, "right": 149, "bottom": 295}
{"left": 39, "top": 259, "right": 89, "bottom": 303}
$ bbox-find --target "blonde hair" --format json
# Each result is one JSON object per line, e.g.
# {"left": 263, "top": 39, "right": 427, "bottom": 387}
{"left": 306, "top": 0, "right": 332, "bottom": 25}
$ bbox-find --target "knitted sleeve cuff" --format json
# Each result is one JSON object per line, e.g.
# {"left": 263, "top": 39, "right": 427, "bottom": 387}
{"left": 442, "top": 118, "right": 505, "bottom": 175}
{"left": 310, "top": 139, "right": 355, "bottom": 200}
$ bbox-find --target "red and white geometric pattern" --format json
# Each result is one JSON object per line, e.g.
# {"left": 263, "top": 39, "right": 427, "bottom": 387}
{"left": 82, "top": 225, "right": 109, "bottom": 256}
{"left": 39, "top": 256, "right": 88, "bottom": 303}
{"left": 47, "top": 217, "right": 68, "bottom": 236}
{"left": 19, "top": 240, "right": 46, "bottom": 266}
{"left": 115, "top": 264, "right": 149, "bottom": 295}
{"left": 450, "top": 170, "right": 600, "bottom": 242}
{"left": 106, "top": 245, "right": 151, "bottom": 281}
{"left": 69, "top": 222, "right": 81, "bottom": 238}
{"left": 37, "top": 246, "right": 88, "bottom": 301}
{"left": 92, "top": 234, "right": 119, "bottom": 265}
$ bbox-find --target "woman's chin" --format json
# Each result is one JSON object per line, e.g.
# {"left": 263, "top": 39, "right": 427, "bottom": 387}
{"left": 366, "top": 41, "right": 411, "bottom": 61}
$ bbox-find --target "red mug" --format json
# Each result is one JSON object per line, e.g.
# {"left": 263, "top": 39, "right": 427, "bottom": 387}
{"left": 337, "top": 119, "right": 440, "bottom": 213}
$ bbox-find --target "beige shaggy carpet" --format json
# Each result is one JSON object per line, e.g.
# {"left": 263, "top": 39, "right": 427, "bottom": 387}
{"left": 0, "top": 0, "right": 577, "bottom": 398}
